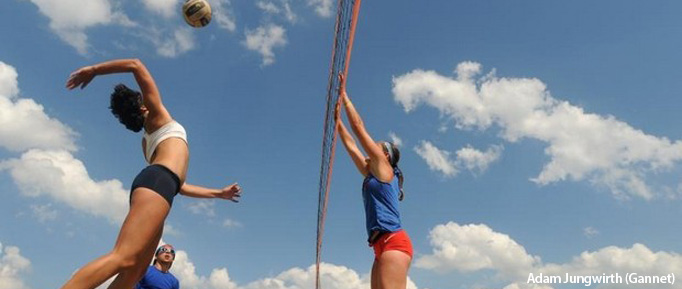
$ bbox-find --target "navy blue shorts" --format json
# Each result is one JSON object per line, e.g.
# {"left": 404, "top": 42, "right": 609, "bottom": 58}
{"left": 130, "top": 164, "right": 181, "bottom": 206}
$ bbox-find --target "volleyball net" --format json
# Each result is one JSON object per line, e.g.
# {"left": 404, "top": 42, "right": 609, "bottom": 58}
{"left": 315, "top": 0, "right": 362, "bottom": 288}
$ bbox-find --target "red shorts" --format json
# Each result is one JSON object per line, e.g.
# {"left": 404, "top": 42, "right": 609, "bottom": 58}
{"left": 370, "top": 230, "right": 413, "bottom": 260}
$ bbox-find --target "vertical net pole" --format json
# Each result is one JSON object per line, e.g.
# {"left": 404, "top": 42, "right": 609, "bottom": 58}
{"left": 315, "top": 1, "right": 362, "bottom": 289}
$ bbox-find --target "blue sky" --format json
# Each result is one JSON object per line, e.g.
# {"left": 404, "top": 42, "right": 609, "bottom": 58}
{"left": 1, "top": 1, "right": 682, "bottom": 289}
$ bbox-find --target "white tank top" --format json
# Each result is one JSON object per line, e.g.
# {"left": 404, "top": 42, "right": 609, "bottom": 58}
{"left": 143, "top": 121, "right": 188, "bottom": 163}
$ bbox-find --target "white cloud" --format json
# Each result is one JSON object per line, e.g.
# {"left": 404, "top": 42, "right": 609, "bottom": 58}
{"left": 240, "top": 263, "right": 419, "bottom": 289}
{"left": 115, "top": 246, "right": 418, "bottom": 289}
{"left": 25, "top": 0, "right": 238, "bottom": 57}
{"left": 0, "top": 241, "right": 421, "bottom": 289}
{"left": 281, "top": 2, "right": 297, "bottom": 23}
{"left": 0, "top": 62, "right": 77, "bottom": 153}
{"left": 208, "top": 0, "right": 237, "bottom": 32}
{"left": 243, "top": 24, "right": 287, "bottom": 66}
{"left": 164, "top": 224, "right": 182, "bottom": 237}
{"left": 187, "top": 200, "right": 216, "bottom": 216}
{"left": 0, "top": 243, "right": 31, "bottom": 289}
{"left": 26, "top": 0, "right": 238, "bottom": 57}
{"left": 394, "top": 62, "right": 489, "bottom": 129}
{"left": 393, "top": 61, "right": 682, "bottom": 200}
{"left": 418, "top": 222, "right": 682, "bottom": 289}
{"left": 257, "top": 1, "right": 280, "bottom": 14}
{"left": 171, "top": 249, "right": 419, "bottom": 289}
{"left": 388, "top": 131, "right": 403, "bottom": 147}
{"left": 0, "top": 61, "right": 130, "bottom": 226}
{"left": 307, "top": 0, "right": 333, "bottom": 18}
{"left": 171, "top": 250, "right": 238, "bottom": 289}
{"left": 27, "top": 0, "right": 134, "bottom": 55}
{"left": 257, "top": 1, "right": 297, "bottom": 23}
{"left": 438, "top": 123, "right": 449, "bottom": 133}
{"left": 0, "top": 97, "right": 77, "bottom": 152}
{"left": 143, "top": 0, "right": 181, "bottom": 18}
{"left": 538, "top": 244, "right": 682, "bottom": 289}
{"left": 0, "top": 149, "right": 128, "bottom": 225}
{"left": 222, "top": 218, "right": 242, "bottom": 228}
{"left": 583, "top": 226, "right": 599, "bottom": 238}
{"left": 0, "top": 63, "right": 19, "bottom": 98}
{"left": 416, "top": 222, "right": 540, "bottom": 278}
{"left": 414, "top": 141, "right": 458, "bottom": 177}
{"left": 242, "top": 264, "right": 362, "bottom": 289}
{"left": 152, "top": 27, "right": 197, "bottom": 58}
{"left": 30, "top": 203, "right": 58, "bottom": 223}
{"left": 455, "top": 145, "right": 503, "bottom": 174}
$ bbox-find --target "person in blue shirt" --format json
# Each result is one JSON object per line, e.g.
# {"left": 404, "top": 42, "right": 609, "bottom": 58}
{"left": 335, "top": 75, "right": 413, "bottom": 289}
{"left": 135, "top": 244, "right": 179, "bottom": 289}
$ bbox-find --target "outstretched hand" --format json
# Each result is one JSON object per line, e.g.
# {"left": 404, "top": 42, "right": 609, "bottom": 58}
{"left": 66, "top": 66, "right": 96, "bottom": 90}
{"left": 217, "top": 183, "right": 242, "bottom": 203}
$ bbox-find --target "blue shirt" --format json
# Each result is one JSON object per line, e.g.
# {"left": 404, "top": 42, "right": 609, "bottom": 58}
{"left": 362, "top": 172, "right": 402, "bottom": 238}
{"left": 135, "top": 265, "right": 179, "bottom": 289}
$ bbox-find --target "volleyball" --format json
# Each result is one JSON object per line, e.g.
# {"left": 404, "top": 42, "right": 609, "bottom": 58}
{"left": 182, "top": 0, "right": 212, "bottom": 28}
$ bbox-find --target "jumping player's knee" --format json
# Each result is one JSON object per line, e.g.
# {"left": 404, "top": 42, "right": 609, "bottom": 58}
{"left": 109, "top": 251, "right": 144, "bottom": 271}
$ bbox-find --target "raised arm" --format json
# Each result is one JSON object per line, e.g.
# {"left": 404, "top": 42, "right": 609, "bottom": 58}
{"left": 336, "top": 100, "right": 369, "bottom": 176}
{"left": 179, "top": 182, "right": 242, "bottom": 202}
{"left": 338, "top": 76, "right": 393, "bottom": 181}
{"left": 66, "top": 59, "right": 168, "bottom": 118}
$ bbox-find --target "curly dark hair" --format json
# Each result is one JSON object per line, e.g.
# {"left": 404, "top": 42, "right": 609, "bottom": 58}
{"left": 109, "top": 84, "right": 144, "bottom": 132}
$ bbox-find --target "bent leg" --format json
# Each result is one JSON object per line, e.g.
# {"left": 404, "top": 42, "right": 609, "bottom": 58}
{"left": 107, "top": 225, "right": 164, "bottom": 289}
{"left": 377, "top": 250, "right": 411, "bottom": 289}
{"left": 60, "top": 188, "right": 170, "bottom": 289}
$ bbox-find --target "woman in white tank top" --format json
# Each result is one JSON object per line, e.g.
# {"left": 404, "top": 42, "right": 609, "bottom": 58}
{"left": 60, "top": 59, "right": 243, "bottom": 289}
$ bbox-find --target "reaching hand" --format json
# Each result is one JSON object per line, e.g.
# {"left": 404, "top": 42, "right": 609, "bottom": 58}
{"left": 66, "top": 66, "right": 96, "bottom": 90}
{"left": 217, "top": 183, "right": 242, "bottom": 203}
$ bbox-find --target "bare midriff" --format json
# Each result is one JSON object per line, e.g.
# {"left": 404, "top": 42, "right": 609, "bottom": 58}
{"left": 148, "top": 138, "right": 189, "bottom": 183}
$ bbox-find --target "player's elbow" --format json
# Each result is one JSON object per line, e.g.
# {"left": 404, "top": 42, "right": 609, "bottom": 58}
{"left": 178, "top": 183, "right": 188, "bottom": 195}
{"left": 129, "top": 58, "right": 146, "bottom": 72}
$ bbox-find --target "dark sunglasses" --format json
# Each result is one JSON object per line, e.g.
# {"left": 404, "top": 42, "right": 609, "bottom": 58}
{"left": 157, "top": 247, "right": 175, "bottom": 255}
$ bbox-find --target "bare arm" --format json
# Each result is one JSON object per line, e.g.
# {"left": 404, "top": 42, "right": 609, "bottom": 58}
{"left": 66, "top": 59, "right": 169, "bottom": 120}
{"left": 338, "top": 76, "right": 393, "bottom": 181}
{"left": 336, "top": 109, "right": 369, "bottom": 176}
{"left": 179, "top": 182, "right": 242, "bottom": 202}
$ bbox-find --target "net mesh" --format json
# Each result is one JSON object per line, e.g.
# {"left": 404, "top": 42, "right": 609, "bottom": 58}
{"left": 316, "top": 0, "right": 362, "bottom": 288}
